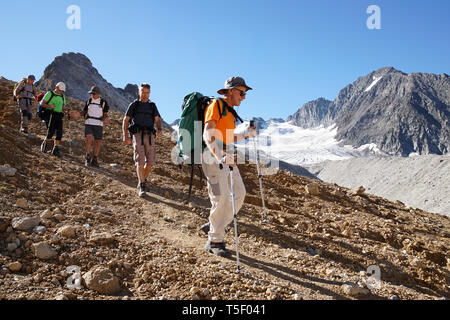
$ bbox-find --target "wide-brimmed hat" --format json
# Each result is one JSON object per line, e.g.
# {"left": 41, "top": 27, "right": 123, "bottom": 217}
{"left": 88, "top": 86, "right": 101, "bottom": 95}
{"left": 217, "top": 77, "right": 253, "bottom": 95}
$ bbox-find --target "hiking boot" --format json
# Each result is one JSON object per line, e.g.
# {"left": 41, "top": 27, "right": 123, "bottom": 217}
{"left": 205, "top": 241, "right": 230, "bottom": 257}
{"left": 137, "top": 179, "right": 149, "bottom": 191}
{"left": 138, "top": 182, "right": 147, "bottom": 197}
{"left": 85, "top": 154, "right": 92, "bottom": 167}
{"left": 200, "top": 222, "right": 210, "bottom": 235}
{"left": 90, "top": 156, "right": 99, "bottom": 167}
{"left": 52, "top": 146, "right": 61, "bottom": 158}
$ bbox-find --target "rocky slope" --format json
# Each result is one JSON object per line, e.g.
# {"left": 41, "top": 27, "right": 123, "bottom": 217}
{"left": 0, "top": 77, "right": 449, "bottom": 300}
{"left": 287, "top": 98, "right": 333, "bottom": 129}
{"left": 288, "top": 67, "right": 450, "bottom": 156}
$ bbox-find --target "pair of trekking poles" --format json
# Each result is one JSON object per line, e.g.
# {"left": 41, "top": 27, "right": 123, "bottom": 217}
{"left": 40, "top": 110, "right": 72, "bottom": 155}
{"left": 228, "top": 120, "right": 268, "bottom": 273}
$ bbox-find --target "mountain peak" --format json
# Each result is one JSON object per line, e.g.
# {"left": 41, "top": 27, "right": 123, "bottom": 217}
{"left": 37, "top": 52, "right": 133, "bottom": 112}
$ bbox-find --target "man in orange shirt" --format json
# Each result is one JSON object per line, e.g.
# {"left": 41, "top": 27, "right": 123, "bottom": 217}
{"left": 202, "top": 77, "right": 257, "bottom": 257}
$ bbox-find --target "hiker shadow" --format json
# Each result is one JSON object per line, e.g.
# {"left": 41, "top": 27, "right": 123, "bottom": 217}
{"left": 237, "top": 220, "right": 445, "bottom": 298}
{"left": 230, "top": 252, "right": 382, "bottom": 300}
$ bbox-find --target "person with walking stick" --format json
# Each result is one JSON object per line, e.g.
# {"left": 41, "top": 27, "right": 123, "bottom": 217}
{"left": 39, "top": 82, "right": 68, "bottom": 157}
{"left": 202, "top": 77, "right": 257, "bottom": 263}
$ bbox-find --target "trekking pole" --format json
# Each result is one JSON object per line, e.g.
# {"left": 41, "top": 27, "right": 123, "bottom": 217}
{"left": 229, "top": 166, "right": 241, "bottom": 273}
{"left": 250, "top": 121, "right": 268, "bottom": 223}
{"left": 68, "top": 113, "right": 72, "bottom": 155}
{"left": 17, "top": 100, "right": 21, "bottom": 135}
{"left": 41, "top": 112, "right": 53, "bottom": 153}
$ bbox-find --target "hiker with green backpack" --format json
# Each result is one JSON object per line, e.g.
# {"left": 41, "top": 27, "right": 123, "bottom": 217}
{"left": 122, "top": 83, "right": 163, "bottom": 197}
{"left": 39, "top": 82, "right": 69, "bottom": 157}
{"left": 178, "top": 77, "right": 257, "bottom": 258}
{"left": 13, "top": 75, "right": 38, "bottom": 134}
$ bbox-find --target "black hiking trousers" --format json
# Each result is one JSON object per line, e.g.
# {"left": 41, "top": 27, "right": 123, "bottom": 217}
{"left": 43, "top": 111, "right": 64, "bottom": 141}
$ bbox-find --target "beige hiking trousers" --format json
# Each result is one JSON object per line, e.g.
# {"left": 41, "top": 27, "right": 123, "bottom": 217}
{"left": 202, "top": 150, "right": 246, "bottom": 243}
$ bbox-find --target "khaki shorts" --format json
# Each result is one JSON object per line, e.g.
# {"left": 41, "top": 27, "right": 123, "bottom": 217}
{"left": 132, "top": 132, "right": 156, "bottom": 166}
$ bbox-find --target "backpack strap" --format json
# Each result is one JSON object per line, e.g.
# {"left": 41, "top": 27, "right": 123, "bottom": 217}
{"left": 85, "top": 98, "right": 106, "bottom": 121}
{"left": 45, "top": 91, "right": 56, "bottom": 106}
{"left": 216, "top": 98, "right": 243, "bottom": 123}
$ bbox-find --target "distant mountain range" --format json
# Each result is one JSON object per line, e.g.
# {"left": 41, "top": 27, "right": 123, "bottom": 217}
{"left": 288, "top": 67, "right": 450, "bottom": 156}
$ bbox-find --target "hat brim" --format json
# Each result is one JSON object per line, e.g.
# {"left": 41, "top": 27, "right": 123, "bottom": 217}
{"left": 217, "top": 86, "right": 253, "bottom": 95}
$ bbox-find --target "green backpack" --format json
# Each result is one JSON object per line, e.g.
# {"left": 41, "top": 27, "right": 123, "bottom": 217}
{"left": 177, "top": 92, "right": 243, "bottom": 203}
{"left": 178, "top": 93, "right": 232, "bottom": 164}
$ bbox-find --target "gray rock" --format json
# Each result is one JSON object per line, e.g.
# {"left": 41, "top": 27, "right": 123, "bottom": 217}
{"left": 40, "top": 209, "right": 53, "bottom": 219}
{"left": 7, "top": 243, "right": 18, "bottom": 252}
{"left": 0, "top": 166, "right": 17, "bottom": 177}
{"left": 32, "top": 242, "right": 58, "bottom": 260}
{"left": 12, "top": 216, "right": 40, "bottom": 231}
{"left": 33, "top": 226, "right": 46, "bottom": 234}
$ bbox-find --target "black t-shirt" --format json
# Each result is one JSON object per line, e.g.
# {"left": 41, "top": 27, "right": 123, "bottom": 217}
{"left": 125, "top": 100, "right": 161, "bottom": 130}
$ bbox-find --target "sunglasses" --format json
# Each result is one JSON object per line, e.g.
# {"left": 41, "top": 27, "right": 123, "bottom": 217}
{"left": 234, "top": 88, "right": 247, "bottom": 97}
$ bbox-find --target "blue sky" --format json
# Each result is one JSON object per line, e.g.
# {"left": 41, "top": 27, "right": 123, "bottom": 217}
{"left": 1, "top": 0, "right": 449, "bottom": 123}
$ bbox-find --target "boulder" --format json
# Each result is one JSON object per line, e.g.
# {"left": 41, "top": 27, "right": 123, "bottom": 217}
{"left": 57, "top": 225, "right": 76, "bottom": 238}
{"left": 32, "top": 242, "right": 58, "bottom": 260}
{"left": 12, "top": 216, "right": 40, "bottom": 231}
{"left": 82, "top": 266, "right": 121, "bottom": 295}
{"left": 89, "top": 232, "right": 116, "bottom": 245}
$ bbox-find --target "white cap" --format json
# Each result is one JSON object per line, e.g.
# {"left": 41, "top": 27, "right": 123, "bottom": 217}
{"left": 56, "top": 82, "right": 66, "bottom": 92}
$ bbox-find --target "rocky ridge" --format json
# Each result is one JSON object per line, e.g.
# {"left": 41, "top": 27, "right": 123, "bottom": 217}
{"left": 288, "top": 67, "right": 450, "bottom": 156}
